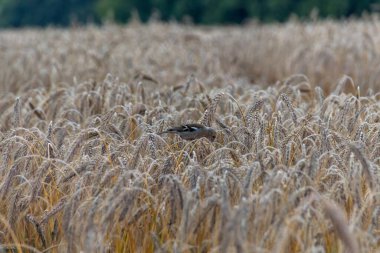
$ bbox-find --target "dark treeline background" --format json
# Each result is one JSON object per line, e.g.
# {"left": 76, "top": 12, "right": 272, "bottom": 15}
{"left": 1, "top": 0, "right": 380, "bottom": 27}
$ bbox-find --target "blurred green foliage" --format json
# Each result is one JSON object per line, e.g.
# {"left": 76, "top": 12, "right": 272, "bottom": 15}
{"left": 0, "top": 0, "right": 379, "bottom": 27}
{"left": 0, "top": 0, "right": 96, "bottom": 27}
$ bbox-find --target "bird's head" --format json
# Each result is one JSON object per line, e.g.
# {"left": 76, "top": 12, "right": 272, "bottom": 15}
{"left": 206, "top": 127, "right": 217, "bottom": 142}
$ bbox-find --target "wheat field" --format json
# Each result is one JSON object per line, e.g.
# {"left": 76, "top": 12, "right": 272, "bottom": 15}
{"left": 0, "top": 19, "right": 380, "bottom": 253}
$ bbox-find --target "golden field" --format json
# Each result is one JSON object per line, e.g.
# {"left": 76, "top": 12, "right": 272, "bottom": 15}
{"left": 0, "top": 19, "right": 380, "bottom": 252}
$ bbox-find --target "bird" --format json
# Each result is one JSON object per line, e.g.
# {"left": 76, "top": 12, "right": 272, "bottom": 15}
{"left": 158, "top": 123, "right": 217, "bottom": 141}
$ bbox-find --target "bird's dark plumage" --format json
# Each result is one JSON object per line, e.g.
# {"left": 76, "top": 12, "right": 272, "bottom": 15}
{"left": 159, "top": 124, "right": 216, "bottom": 141}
